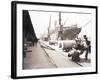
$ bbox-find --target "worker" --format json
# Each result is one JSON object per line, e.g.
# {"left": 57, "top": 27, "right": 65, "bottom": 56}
{"left": 83, "top": 35, "right": 91, "bottom": 60}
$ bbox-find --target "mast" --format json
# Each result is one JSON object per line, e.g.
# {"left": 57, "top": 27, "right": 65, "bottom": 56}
{"left": 48, "top": 16, "right": 51, "bottom": 40}
{"left": 58, "top": 12, "right": 63, "bottom": 40}
{"left": 59, "top": 12, "right": 61, "bottom": 26}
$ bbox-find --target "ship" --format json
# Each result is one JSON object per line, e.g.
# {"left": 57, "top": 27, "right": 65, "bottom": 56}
{"left": 47, "top": 12, "right": 81, "bottom": 41}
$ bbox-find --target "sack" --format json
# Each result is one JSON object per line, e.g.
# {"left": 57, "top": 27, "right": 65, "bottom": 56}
{"left": 72, "top": 52, "right": 80, "bottom": 62}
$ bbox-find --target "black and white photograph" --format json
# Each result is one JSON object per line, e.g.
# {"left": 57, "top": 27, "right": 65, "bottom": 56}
{"left": 23, "top": 10, "right": 91, "bottom": 69}
{"left": 11, "top": 1, "right": 97, "bottom": 79}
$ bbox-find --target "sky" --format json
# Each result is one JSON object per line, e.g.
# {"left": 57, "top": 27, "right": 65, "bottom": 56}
{"left": 29, "top": 10, "right": 91, "bottom": 39}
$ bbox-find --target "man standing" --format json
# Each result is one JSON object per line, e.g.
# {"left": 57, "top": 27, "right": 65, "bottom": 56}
{"left": 83, "top": 35, "right": 91, "bottom": 60}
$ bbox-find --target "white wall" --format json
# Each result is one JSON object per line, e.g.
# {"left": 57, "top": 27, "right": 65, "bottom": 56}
{"left": 0, "top": 0, "right": 99, "bottom": 80}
